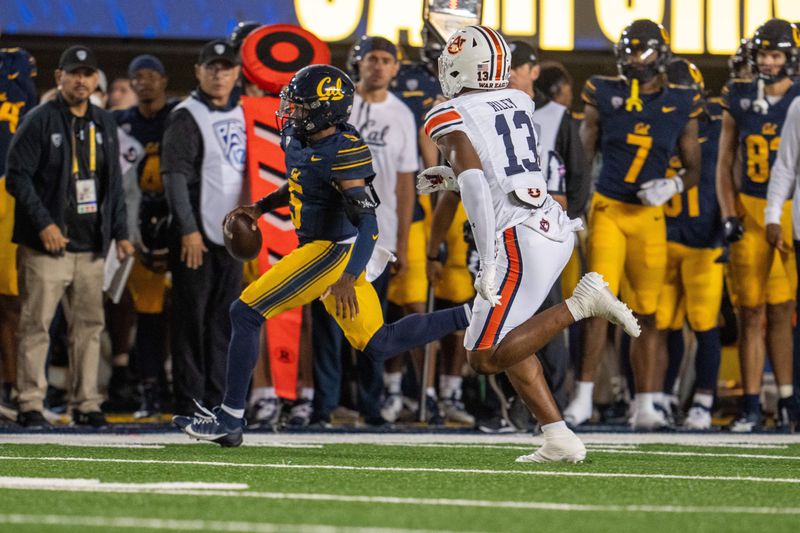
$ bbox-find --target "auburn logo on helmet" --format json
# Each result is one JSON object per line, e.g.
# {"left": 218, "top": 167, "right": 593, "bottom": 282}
{"left": 447, "top": 35, "right": 466, "bottom": 55}
{"left": 316, "top": 76, "right": 344, "bottom": 101}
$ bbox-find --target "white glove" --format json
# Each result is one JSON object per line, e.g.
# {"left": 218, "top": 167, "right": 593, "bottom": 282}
{"left": 636, "top": 176, "right": 684, "bottom": 206}
{"left": 416, "top": 166, "right": 459, "bottom": 194}
{"left": 474, "top": 261, "right": 501, "bottom": 307}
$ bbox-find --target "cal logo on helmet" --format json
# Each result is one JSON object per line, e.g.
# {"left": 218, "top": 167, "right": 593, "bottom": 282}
{"left": 316, "top": 76, "right": 344, "bottom": 101}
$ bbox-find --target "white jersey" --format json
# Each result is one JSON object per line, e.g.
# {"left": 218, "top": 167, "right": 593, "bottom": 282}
{"left": 350, "top": 91, "right": 418, "bottom": 253}
{"left": 424, "top": 88, "right": 547, "bottom": 233}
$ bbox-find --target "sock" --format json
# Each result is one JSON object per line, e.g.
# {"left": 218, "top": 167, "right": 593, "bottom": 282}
{"left": 635, "top": 393, "right": 655, "bottom": 414}
{"left": 663, "top": 329, "right": 684, "bottom": 394}
{"left": 541, "top": 420, "right": 568, "bottom": 435}
{"left": 384, "top": 372, "right": 403, "bottom": 395}
{"left": 694, "top": 328, "right": 721, "bottom": 391}
{"left": 426, "top": 386, "right": 437, "bottom": 399}
{"left": 779, "top": 384, "right": 794, "bottom": 399}
{"left": 440, "top": 375, "right": 463, "bottom": 400}
{"left": 221, "top": 300, "right": 266, "bottom": 411}
{"left": 221, "top": 404, "right": 244, "bottom": 419}
{"left": 743, "top": 393, "right": 760, "bottom": 414}
{"left": 249, "top": 386, "right": 277, "bottom": 406}
{"left": 692, "top": 392, "right": 714, "bottom": 410}
{"left": 300, "top": 387, "right": 314, "bottom": 401}
{"left": 364, "top": 305, "right": 470, "bottom": 362}
{"left": 575, "top": 381, "right": 594, "bottom": 404}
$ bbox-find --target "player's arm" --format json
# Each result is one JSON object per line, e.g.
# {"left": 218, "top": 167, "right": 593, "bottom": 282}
{"left": 676, "top": 118, "right": 701, "bottom": 190}
{"left": 224, "top": 183, "right": 290, "bottom": 226}
{"left": 394, "top": 171, "right": 415, "bottom": 276}
{"left": 426, "top": 190, "right": 460, "bottom": 285}
{"left": 716, "top": 110, "right": 743, "bottom": 242}
{"left": 765, "top": 99, "right": 800, "bottom": 252}
{"left": 579, "top": 104, "right": 600, "bottom": 164}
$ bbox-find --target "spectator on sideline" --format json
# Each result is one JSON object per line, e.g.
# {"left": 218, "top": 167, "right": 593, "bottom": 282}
{"left": 108, "top": 76, "right": 138, "bottom": 110}
{"left": 7, "top": 45, "right": 133, "bottom": 428}
{"left": 161, "top": 40, "right": 247, "bottom": 416}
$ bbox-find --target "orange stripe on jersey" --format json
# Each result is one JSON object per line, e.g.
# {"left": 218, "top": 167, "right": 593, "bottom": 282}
{"left": 424, "top": 109, "right": 462, "bottom": 137}
{"left": 474, "top": 228, "right": 522, "bottom": 351}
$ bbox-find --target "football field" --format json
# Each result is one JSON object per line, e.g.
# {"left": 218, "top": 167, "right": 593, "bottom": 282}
{"left": 0, "top": 432, "right": 799, "bottom": 532}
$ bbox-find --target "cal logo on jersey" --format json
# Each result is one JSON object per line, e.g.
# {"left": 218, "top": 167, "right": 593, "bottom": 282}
{"left": 316, "top": 77, "right": 344, "bottom": 101}
{"left": 214, "top": 119, "right": 246, "bottom": 171}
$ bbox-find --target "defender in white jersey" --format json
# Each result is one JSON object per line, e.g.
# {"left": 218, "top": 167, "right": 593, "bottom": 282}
{"left": 419, "top": 26, "right": 640, "bottom": 463}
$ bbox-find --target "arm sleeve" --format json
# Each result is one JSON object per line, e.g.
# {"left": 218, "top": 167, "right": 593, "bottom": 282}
{"left": 555, "top": 111, "right": 590, "bottom": 218}
{"left": 581, "top": 78, "right": 599, "bottom": 107}
{"left": 161, "top": 109, "right": 201, "bottom": 235}
{"left": 339, "top": 186, "right": 379, "bottom": 277}
{"left": 765, "top": 98, "right": 800, "bottom": 225}
{"left": 107, "top": 122, "right": 129, "bottom": 240}
{"left": 5, "top": 111, "right": 53, "bottom": 232}
{"left": 458, "top": 168, "right": 497, "bottom": 265}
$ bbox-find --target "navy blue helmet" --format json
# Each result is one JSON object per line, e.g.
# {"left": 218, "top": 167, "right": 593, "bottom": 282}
{"left": 277, "top": 64, "right": 355, "bottom": 137}
{"left": 749, "top": 18, "right": 800, "bottom": 83}
{"left": 615, "top": 19, "right": 671, "bottom": 83}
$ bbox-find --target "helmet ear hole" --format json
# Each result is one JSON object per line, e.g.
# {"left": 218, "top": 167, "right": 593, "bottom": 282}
{"left": 449, "top": 71, "right": 460, "bottom": 78}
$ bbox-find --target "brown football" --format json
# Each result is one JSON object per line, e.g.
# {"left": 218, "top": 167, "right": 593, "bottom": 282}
{"left": 223, "top": 212, "right": 262, "bottom": 262}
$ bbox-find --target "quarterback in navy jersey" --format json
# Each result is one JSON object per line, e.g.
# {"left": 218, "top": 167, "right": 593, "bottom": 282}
{"left": 173, "top": 65, "right": 472, "bottom": 446}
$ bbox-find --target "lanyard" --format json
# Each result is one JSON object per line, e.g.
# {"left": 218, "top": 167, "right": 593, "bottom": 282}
{"left": 71, "top": 118, "right": 96, "bottom": 180}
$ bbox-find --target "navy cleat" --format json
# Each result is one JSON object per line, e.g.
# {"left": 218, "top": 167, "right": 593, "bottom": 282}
{"left": 173, "top": 401, "right": 244, "bottom": 447}
{"left": 726, "top": 410, "right": 761, "bottom": 433}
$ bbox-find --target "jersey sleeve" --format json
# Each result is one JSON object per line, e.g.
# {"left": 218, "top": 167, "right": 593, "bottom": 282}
{"left": 330, "top": 133, "right": 375, "bottom": 182}
{"left": 720, "top": 81, "right": 733, "bottom": 111}
{"left": 423, "top": 104, "right": 466, "bottom": 142}
{"left": 689, "top": 90, "right": 703, "bottom": 118}
{"left": 581, "top": 77, "right": 599, "bottom": 107}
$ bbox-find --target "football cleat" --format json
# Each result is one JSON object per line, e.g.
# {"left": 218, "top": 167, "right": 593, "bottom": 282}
{"left": 516, "top": 428, "right": 587, "bottom": 463}
{"left": 173, "top": 401, "right": 244, "bottom": 447}
{"left": 441, "top": 396, "right": 475, "bottom": 426}
{"left": 567, "top": 273, "right": 641, "bottom": 337}
{"left": 776, "top": 397, "right": 799, "bottom": 433}
{"left": 726, "top": 411, "right": 761, "bottom": 433}
{"left": 683, "top": 404, "right": 712, "bottom": 430}
{"left": 248, "top": 397, "right": 281, "bottom": 430}
{"left": 380, "top": 393, "right": 404, "bottom": 423}
{"left": 631, "top": 407, "right": 670, "bottom": 431}
{"left": 563, "top": 396, "right": 593, "bottom": 428}
{"left": 287, "top": 399, "right": 313, "bottom": 428}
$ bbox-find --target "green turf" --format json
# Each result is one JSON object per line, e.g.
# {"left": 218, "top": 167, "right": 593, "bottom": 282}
{"left": 0, "top": 441, "right": 799, "bottom": 532}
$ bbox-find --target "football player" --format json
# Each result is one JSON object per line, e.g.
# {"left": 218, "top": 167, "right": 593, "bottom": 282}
{"left": 174, "top": 65, "right": 476, "bottom": 446}
{"left": 419, "top": 25, "right": 639, "bottom": 462}
{"left": 717, "top": 18, "right": 800, "bottom": 432}
{"left": 655, "top": 58, "right": 724, "bottom": 430}
{"left": 563, "top": 20, "right": 702, "bottom": 430}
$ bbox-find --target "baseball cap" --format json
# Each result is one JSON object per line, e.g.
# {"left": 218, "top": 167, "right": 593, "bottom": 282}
{"left": 509, "top": 41, "right": 538, "bottom": 68}
{"left": 128, "top": 54, "right": 166, "bottom": 77}
{"left": 354, "top": 36, "right": 398, "bottom": 60}
{"left": 197, "top": 39, "right": 239, "bottom": 66}
{"left": 59, "top": 45, "right": 98, "bottom": 72}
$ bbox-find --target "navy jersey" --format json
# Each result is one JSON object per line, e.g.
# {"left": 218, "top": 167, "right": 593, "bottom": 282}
{"left": 391, "top": 61, "right": 441, "bottom": 222}
{"left": 664, "top": 98, "right": 724, "bottom": 249}
{"left": 283, "top": 124, "right": 375, "bottom": 243}
{"left": 582, "top": 76, "right": 702, "bottom": 204}
{"left": 114, "top": 100, "right": 179, "bottom": 194}
{"left": 722, "top": 79, "right": 800, "bottom": 199}
{"left": 0, "top": 48, "right": 37, "bottom": 177}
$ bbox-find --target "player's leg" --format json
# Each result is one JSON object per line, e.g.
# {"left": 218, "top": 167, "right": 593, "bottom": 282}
{"left": 565, "top": 195, "right": 628, "bottom": 426}
{"left": 654, "top": 242, "right": 685, "bottom": 425}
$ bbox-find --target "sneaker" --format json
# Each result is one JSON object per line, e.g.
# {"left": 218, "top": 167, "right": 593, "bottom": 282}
{"left": 683, "top": 404, "right": 712, "bottom": 430}
{"left": 248, "top": 397, "right": 281, "bottom": 429}
{"left": 380, "top": 393, "right": 404, "bottom": 423}
{"left": 563, "top": 396, "right": 593, "bottom": 427}
{"left": 287, "top": 399, "right": 313, "bottom": 428}
{"left": 422, "top": 394, "right": 444, "bottom": 425}
{"left": 173, "top": 402, "right": 244, "bottom": 447}
{"left": 516, "top": 428, "right": 586, "bottom": 463}
{"left": 776, "top": 397, "right": 799, "bottom": 432}
{"left": 654, "top": 401, "right": 675, "bottom": 427}
{"left": 478, "top": 416, "right": 519, "bottom": 433}
{"left": 17, "top": 410, "right": 50, "bottom": 429}
{"left": 727, "top": 411, "right": 761, "bottom": 433}
{"left": 631, "top": 408, "right": 669, "bottom": 431}
{"left": 568, "top": 272, "right": 641, "bottom": 337}
{"left": 310, "top": 413, "right": 333, "bottom": 428}
{"left": 133, "top": 382, "right": 162, "bottom": 419}
{"left": 72, "top": 410, "right": 107, "bottom": 428}
{"left": 441, "top": 397, "right": 475, "bottom": 426}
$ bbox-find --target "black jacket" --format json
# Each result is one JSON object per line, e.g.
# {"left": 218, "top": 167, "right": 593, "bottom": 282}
{"left": 6, "top": 94, "right": 128, "bottom": 254}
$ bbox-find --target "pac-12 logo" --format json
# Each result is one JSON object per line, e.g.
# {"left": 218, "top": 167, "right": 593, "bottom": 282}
{"left": 316, "top": 77, "right": 344, "bottom": 101}
{"left": 214, "top": 119, "right": 246, "bottom": 171}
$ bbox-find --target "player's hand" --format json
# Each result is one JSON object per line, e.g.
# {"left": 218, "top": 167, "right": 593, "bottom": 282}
{"left": 116, "top": 239, "right": 135, "bottom": 261}
{"left": 474, "top": 261, "right": 501, "bottom": 307}
{"left": 39, "top": 224, "right": 69, "bottom": 255}
{"left": 766, "top": 223, "right": 790, "bottom": 253}
{"left": 723, "top": 217, "right": 744, "bottom": 243}
{"left": 426, "top": 257, "right": 443, "bottom": 285}
{"left": 181, "top": 231, "right": 208, "bottom": 270}
{"left": 636, "top": 177, "right": 683, "bottom": 206}
{"left": 392, "top": 249, "right": 408, "bottom": 277}
{"left": 416, "top": 166, "right": 459, "bottom": 194}
{"left": 323, "top": 273, "right": 359, "bottom": 320}
{"left": 225, "top": 204, "right": 262, "bottom": 227}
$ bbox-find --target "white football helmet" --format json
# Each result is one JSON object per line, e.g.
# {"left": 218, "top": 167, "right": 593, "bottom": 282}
{"left": 438, "top": 25, "right": 511, "bottom": 98}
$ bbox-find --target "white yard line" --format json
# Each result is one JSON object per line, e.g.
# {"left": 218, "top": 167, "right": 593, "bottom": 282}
{"left": 0, "top": 514, "right": 469, "bottom": 533}
{"left": 588, "top": 448, "right": 800, "bottom": 461}
{"left": 0, "top": 477, "right": 248, "bottom": 491}
{"left": 0, "top": 455, "right": 798, "bottom": 484}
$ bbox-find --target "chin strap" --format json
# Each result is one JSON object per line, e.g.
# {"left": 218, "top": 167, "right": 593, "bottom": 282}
{"left": 625, "top": 78, "right": 643, "bottom": 112}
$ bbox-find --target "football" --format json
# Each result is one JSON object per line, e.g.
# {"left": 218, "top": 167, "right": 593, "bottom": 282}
{"left": 223, "top": 212, "right": 262, "bottom": 261}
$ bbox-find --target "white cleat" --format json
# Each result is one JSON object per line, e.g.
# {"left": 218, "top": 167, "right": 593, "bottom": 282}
{"left": 380, "top": 393, "right": 404, "bottom": 423}
{"left": 567, "top": 272, "right": 641, "bottom": 337}
{"left": 683, "top": 405, "right": 712, "bottom": 430}
{"left": 563, "top": 396, "right": 593, "bottom": 427}
{"left": 631, "top": 408, "right": 669, "bottom": 431}
{"left": 516, "top": 429, "right": 587, "bottom": 464}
